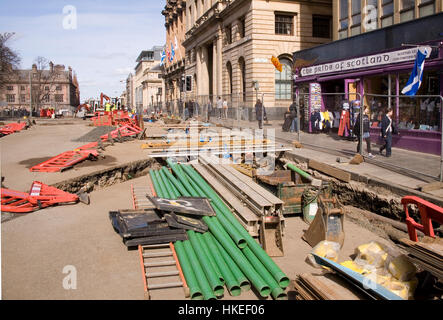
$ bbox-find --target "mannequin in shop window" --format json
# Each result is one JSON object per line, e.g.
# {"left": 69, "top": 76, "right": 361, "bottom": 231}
{"left": 310, "top": 108, "right": 321, "bottom": 133}
{"left": 322, "top": 109, "right": 332, "bottom": 133}
{"left": 338, "top": 102, "right": 351, "bottom": 137}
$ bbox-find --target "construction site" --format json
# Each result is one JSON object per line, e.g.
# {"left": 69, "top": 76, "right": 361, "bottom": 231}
{"left": 1, "top": 109, "right": 442, "bottom": 302}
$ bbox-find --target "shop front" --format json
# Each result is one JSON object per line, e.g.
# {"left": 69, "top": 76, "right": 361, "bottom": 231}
{"left": 293, "top": 39, "right": 443, "bottom": 155}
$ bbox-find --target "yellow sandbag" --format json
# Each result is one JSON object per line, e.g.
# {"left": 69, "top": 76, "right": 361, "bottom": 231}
{"left": 355, "top": 241, "right": 388, "bottom": 268}
{"left": 307, "top": 240, "right": 341, "bottom": 269}
{"left": 388, "top": 254, "right": 417, "bottom": 281}
{"left": 383, "top": 277, "right": 418, "bottom": 300}
{"left": 340, "top": 260, "right": 365, "bottom": 274}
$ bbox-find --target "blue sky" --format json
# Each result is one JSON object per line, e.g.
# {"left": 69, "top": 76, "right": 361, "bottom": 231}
{"left": 0, "top": 0, "right": 165, "bottom": 101}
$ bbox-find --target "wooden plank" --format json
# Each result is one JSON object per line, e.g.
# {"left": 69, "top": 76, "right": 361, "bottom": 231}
{"left": 300, "top": 274, "right": 363, "bottom": 300}
{"left": 308, "top": 159, "right": 351, "bottom": 183}
{"left": 418, "top": 181, "right": 443, "bottom": 193}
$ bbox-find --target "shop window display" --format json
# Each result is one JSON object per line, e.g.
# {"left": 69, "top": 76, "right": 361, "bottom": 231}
{"left": 398, "top": 72, "right": 441, "bottom": 131}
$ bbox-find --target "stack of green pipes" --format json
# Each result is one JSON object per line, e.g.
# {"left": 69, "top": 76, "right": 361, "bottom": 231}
{"left": 148, "top": 160, "right": 289, "bottom": 300}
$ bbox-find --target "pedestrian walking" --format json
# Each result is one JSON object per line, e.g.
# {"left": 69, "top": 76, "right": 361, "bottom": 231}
{"left": 379, "top": 108, "right": 398, "bottom": 157}
{"left": 216, "top": 96, "right": 223, "bottom": 119}
{"left": 207, "top": 100, "right": 212, "bottom": 122}
{"left": 354, "top": 106, "right": 374, "bottom": 158}
{"left": 223, "top": 99, "right": 228, "bottom": 119}
{"left": 255, "top": 99, "right": 266, "bottom": 129}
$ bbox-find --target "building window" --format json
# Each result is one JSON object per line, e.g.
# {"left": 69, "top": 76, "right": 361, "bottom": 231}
{"left": 225, "top": 25, "right": 232, "bottom": 44}
{"left": 186, "top": 75, "right": 192, "bottom": 92}
{"left": 7, "top": 86, "right": 13, "bottom": 91}
{"left": 400, "top": 0, "right": 415, "bottom": 22}
{"left": 381, "top": 0, "right": 394, "bottom": 27}
{"left": 56, "top": 85, "right": 62, "bottom": 91}
{"left": 275, "top": 58, "right": 292, "bottom": 100}
{"left": 419, "top": 0, "right": 435, "bottom": 17}
{"left": 6, "top": 94, "right": 15, "bottom": 102}
{"left": 239, "top": 17, "right": 246, "bottom": 38}
{"left": 20, "top": 85, "right": 26, "bottom": 91}
{"left": 20, "top": 94, "right": 26, "bottom": 103}
{"left": 339, "top": 0, "right": 348, "bottom": 38}
{"left": 55, "top": 94, "right": 63, "bottom": 102}
{"left": 238, "top": 57, "right": 246, "bottom": 101}
{"left": 45, "top": 86, "right": 50, "bottom": 91}
{"left": 227, "top": 62, "right": 233, "bottom": 94}
{"left": 351, "top": 0, "right": 361, "bottom": 36}
{"left": 44, "top": 95, "right": 50, "bottom": 103}
{"left": 313, "top": 15, "right": 331, "bottom": 38}
{"left": 275, "top": 14, "right": 294, "bottom": 36}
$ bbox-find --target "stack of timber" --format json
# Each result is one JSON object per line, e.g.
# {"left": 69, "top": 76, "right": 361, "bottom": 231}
{"left": 292, "top": 274, "right": 365, "bottom": 300}
{"left": 398, "top": 237, "right": 443, "bottom": 281}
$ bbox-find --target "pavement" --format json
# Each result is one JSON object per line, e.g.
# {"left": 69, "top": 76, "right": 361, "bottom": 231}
{"left": 211, "top": 117, "right": 443, "bottom": 199}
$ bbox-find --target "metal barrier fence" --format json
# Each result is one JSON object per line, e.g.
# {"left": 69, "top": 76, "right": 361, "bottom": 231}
{"left": 0, "top": 108, "right": 31, "bottom": 119}
{"left": 166, "top": 91, "right": 443, "bottom": 182}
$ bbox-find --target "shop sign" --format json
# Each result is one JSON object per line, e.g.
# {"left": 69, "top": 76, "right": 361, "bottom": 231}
{"left": 300, "top": 46, "right": 432, "bottom": 77}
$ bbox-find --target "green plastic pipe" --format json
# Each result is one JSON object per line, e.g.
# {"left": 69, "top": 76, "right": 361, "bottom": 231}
{"left": 149, "top": 170, "right": 161, "bottom": 197}
{"left": 203, "top": 232, "right": 243, "bottom": 296}
{"left": 158, "top": 168, "right": 177, "bottom": 199}
{"left": 242, "top": 246, "right": 288, "bottom": 300}
{"left": 196, "top": 232, "right": 224, "bottom": 285}
{"left": 183, "top": 240, "right": 216, "bottom": 300}
{"left": 174, "top": 241, "right": 204, "bottom": 300}
{"left": 167, "top": 159, "right": 199, "bottom": 197}
{"left": 182, "top": 164, "right": 290, "bottom": 289}
{"left": 187, "top": 230, "right": 224, "bottom": 297}
{"left": 201, "top": 215, "right": 271, "bottom": 298}
{"left": 154, "top": 170, "right": 168, "bottom": 198}
{"left": 286, "top": 163, "right": 313, "bottom": 182}
{"left": 164, "top": 164, "right": 269, "bottom": 297}
{"left": 211, "top": 233, "right": 250, "bottom": 292}
{"left": 161, "top": 165, "right": 191, "bottom": 197}
{"left": 180, "top": 169, "right": 247, "bottom": 249}
{"left": 161, "top": 167, "right": 181, "bottom": 199}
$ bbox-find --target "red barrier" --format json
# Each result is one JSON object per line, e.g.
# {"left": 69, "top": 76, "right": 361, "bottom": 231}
{"left": 402, "top": 196, "right": 443, "bottom": 242}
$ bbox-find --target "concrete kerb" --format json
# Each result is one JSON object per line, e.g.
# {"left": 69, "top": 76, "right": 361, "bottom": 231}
{"left": 50, "top": 158, "right": 159, "bottom": 194}
{"left": 284, "top": 150, "right": 443, "bottom": 208}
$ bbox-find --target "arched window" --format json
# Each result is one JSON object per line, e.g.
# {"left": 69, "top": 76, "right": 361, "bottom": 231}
{"left": 238, "top": 57, "right": 246, "bottom": 101}
{"left": 275, "top": 57, "right": 292, "bottom": 100}
{"left": 226, "top": 62, "right": 233, "bottom": 95}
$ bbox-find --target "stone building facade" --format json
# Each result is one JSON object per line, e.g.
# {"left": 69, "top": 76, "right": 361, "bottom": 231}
{"left": 180, "top": 0, "right": 332, "bottom": 119}
{"left": 0, "top": 62, "right": 80, "bottom": 115}
{"left": 162, "top": 0, "right": 187, "bottom": 111}
{"left": 132, "top": 47, "right": 165, "bottom": 114}
{"left": 333, "top": 0, "right": 443, "bottom": 41}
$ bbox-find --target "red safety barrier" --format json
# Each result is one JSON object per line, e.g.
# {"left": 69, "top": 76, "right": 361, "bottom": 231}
{"left": 30, "top": 149, "right": 98, "bottom": 172}
{"left": 1, "top": 181, "right": 83, "bottom": 213}
{"left": 402, "top": 196, "right": 443, "bottom": 242}
{"left": 0, "top": 122, "right": 27, "bottom": 136}
{"left": 100, "top": 124, "right": 142, "bottom": 142}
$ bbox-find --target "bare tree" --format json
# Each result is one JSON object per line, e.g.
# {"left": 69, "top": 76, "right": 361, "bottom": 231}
{"left": 0, "top": 32, "right": 21, "bottom": 89}
{"left": 31, "top": 56, "right": 61, "bottom": 112}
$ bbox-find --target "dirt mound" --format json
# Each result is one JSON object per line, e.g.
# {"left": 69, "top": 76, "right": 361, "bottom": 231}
{"left": 73, "top": 126, "right": 116, "bottom": 142}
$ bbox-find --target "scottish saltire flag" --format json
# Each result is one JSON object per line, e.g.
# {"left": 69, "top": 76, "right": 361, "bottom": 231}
{"left": 170, "top": 42, "right": 175, "bottom": 62}
{"left": 160, "top": 49, "right": 166, "bottom": 66}
{"left": 402, "top": 47, "right": 431, "bottom": 96}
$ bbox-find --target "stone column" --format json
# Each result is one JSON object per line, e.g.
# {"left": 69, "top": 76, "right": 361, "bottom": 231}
{"left": 213, "top": 38, "right": 218, "bottom": 99}
{"left": 216, "top": 28, "right": 223, "bottom": 97}
{"left": 196, "top": 46, "right": 201, "bottom": 97}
